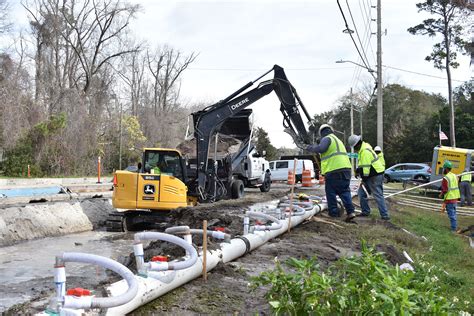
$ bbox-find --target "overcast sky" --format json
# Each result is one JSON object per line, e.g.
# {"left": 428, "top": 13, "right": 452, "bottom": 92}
{"left": 12, "top": 0, "right": 473, "bottom": 147}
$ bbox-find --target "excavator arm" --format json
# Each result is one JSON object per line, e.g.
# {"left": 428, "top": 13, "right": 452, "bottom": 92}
{"left": 191, "top": 65, "right": 313, "bottom": 201}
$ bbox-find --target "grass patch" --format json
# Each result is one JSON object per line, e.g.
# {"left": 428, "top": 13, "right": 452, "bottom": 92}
{"left": 355, "top": 203, "right": 474, "bottom": 311}
{"left": 392, "top": 206, "right": 474, "bottom": 304}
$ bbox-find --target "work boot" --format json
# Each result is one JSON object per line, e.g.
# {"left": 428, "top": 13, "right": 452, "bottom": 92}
{"left": 345, "top": 213, "right": 356, "bottom": 222}
{"left": 381, "top": 217, "right": 390, "bottom": 221}
{"left": 356, "top": 212, "right": 370, "bottom": 217}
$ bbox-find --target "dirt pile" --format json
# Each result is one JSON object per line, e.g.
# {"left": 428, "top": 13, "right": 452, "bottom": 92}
{"left": 0, "top": 198, "right": 116, "bottom": 246}
{"left": 176, "top": 134, "right": 242, "bottom": 157}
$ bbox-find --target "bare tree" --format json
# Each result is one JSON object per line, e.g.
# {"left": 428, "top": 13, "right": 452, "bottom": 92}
{"left": 147, "top": 46, "right": 197, "bottom": 114}
{"left": 58, "top": 0, "right": 141, "bottom": 94}
{"left": 0, "top": 0, "right": 12, "bottom": 34}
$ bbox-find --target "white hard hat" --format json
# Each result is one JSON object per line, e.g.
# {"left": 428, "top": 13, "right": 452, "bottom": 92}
{"left": 348, "top": 134, "right": 362, "bottom": 147}
{"left": 318, "top": 124, "right": 333, "bottom": 136}
{"left": 374, "top": 146, "right": 382, "bottom": 152}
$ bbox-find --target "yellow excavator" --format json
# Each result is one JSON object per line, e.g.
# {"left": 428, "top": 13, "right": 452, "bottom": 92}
{"left": 109, "top": 65, "right": 313, "bottom": 231}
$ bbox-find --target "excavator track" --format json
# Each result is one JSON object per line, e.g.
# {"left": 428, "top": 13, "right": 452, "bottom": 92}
{"left": 106, "top": 212, "right": 125, "bottom": 232}
{"left": 106, "top": 210, "right": 173, "bottom": 232}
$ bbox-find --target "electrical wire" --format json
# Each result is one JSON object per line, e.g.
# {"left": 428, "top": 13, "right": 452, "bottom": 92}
{"left": 382, "top": 65, "right": 465, "bottom": 82}
{"left": 187, "top": 67, "right": 353, "bottom": 71}
{"left": 336, "top": 0, "right": 373, "bottom": 73}
{"left": 345, "top": 0, "right": 371, "bottom": 69}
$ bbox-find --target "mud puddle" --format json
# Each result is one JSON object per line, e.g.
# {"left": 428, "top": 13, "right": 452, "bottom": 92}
{"left": 0, "top": 231, "right": 132, "bottom": 312}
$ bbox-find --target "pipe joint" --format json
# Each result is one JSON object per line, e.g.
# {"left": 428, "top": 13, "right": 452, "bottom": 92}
{"left": 147, "top": 261, "right": 170, "bottom": 272}
{"left": 63, "top": 295, "right": 93, "bottom": 309}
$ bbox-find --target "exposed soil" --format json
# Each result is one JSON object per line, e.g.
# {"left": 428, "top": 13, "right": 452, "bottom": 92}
{"left": 4, "top": 184, "right": 409, "bottom": 314}
{"left": 129, "top": 186, "right": 408, "bottom": 315}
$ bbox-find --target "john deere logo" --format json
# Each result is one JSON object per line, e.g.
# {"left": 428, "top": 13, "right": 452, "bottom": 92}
{"left": 143, "top": 184, "right": 155, "bottom": 195}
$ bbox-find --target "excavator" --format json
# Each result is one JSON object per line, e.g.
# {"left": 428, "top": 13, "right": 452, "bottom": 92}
{"left": 109, "top": 65, "right": 314, "bottom": 231}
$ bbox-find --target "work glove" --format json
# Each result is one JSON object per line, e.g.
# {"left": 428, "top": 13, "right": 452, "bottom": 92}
{"left": 316, "top": 137, "right": 321, "bottom": 144}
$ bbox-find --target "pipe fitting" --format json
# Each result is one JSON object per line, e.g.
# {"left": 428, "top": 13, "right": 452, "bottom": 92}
{"left": 134, "top": 232, "right": 198, "bottom": 272}
{"left": 165, "top": 226, "right": 231, "bottom": 243}
{"left": 60, "top": 252, "right": 138, "bottom": 310}
{"left": 278, "top": 204, "right": 306, "bottom": 216}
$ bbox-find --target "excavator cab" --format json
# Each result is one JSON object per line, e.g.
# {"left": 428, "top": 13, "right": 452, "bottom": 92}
{"left": 112, "top": 148, "right": 190, "bottom": 212}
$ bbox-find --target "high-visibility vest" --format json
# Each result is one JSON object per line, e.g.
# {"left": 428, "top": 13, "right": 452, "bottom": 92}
{"left": 460, "top": 172, "right": 472, "bottom": 182}
{"left": 358, "top": 142, "right": 385, "bottom": 176}
{"left": 320, "top": 134, "right": 351, "bottom": 175}
{"left": 377, "top": 152, "right": 386, "bottom": 169}
{"left": 444, "top": 172, "right": 460, "bottom": 200}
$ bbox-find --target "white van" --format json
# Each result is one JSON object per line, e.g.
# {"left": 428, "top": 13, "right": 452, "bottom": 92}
{"left": 269, "top": 159, "right": 315, "bottom": 182}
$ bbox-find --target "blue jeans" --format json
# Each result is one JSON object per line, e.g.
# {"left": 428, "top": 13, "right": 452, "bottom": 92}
{"left": 325, "top": 177, "right": 355, "bottom": 217}
{"left": 460, "top": 182, "right": 472, "bottom": 206}
{"left": 445, "top": 203, "right": 457, "bottom": 231}
{"left": 358, "top": 174, "right": 389, "bottom": 219}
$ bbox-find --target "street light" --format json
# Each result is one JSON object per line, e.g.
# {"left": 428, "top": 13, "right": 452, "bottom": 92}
{"left": 335, "top": 60, "right": 376, "bottom": 79}
{"left": 336, "top": 58, "right": 382, "bottom": 150}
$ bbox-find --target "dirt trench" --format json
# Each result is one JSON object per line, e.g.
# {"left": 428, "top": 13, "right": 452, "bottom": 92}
{"left": 127, "top": 186, "right": 407, "bottom": 315}
{"left": 5, "top": 184, "right": 407, "bottom": 314}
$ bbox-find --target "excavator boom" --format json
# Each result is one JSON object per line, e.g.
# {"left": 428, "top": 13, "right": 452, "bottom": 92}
{"left": 191, "top": 65, "right": 313, "bottom": 201}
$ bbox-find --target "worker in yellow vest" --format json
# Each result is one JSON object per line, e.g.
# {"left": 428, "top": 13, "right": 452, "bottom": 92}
{"left": 306, "top": 124, "right": 356, "bottom": 222}
{"left": 439, "top": 161, "right": 460, "bottom": 232}
{"left": 373, "top": 146, "right": 385, "bottom": 169}
{"left": 348, "top": 135, "right": 389, "bottom": 220}
{"left": 459, "top": 168, "right": 472, "bottom": 207}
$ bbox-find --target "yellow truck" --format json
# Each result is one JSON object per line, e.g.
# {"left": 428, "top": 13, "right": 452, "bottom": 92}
{"left": 430, "top": 146, "right": 474, "bottom": 188}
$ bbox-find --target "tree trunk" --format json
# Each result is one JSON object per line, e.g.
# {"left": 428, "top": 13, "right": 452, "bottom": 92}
{"left": 444, "top": 16, "right": 456, "bottom": 147}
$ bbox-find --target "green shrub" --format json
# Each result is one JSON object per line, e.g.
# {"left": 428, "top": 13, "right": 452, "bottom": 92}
{"left": 251, "top": 241, "right": 471, "bottom": 315}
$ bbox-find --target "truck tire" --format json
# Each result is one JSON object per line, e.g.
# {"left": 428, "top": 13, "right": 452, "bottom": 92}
{"left": 231, "top": 179, "right": 245, "bottom": 199}
{"left": 259, "top": 172, "right": 271, "bottom": 192}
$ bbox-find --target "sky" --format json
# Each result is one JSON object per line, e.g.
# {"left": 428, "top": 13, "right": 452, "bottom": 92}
{"left": 10, "top": 0, "right": 473, "bottom": 148}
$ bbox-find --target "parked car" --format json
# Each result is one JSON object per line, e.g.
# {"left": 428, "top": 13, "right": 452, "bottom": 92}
{"left": 269, "top": 159, "right": 315, "bottom": 182}
{"left": 384, "top": 163, "right": 431, "bottom": 183}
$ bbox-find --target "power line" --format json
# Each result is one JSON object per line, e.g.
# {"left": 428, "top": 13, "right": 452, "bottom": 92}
{"left": 361, "top": 0, "right": 377, "bottom": 65}
{"left": 186, "top": 65, "right": 466, "bottom": 84}
{"left": 383, "top": 65, "right": 466, "bottom": 82}
{"left": 345, "top": 0, "right": 371, "bottom": 69}
{"left": 336, "top": 0, "right": 373, "bottom": 73}
{"left": 187, "top": 66, "right": 354, "bottom": 71}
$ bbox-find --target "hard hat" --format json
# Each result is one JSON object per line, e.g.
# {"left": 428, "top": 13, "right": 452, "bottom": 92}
{"left": 443, "top": 160, "right": 452, "bottom": 169}
{"left": 318, "top": 124, "right": 333, "bottom": 136}
{"left": 348, "top": 134, "right": 362, "bottom": 147}
{"left": 374, "top": 146, "right": 382, "bottom": 152}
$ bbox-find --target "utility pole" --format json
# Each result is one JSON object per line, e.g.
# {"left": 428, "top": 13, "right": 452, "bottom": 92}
{"left": 350, "top": 88, "right": 354, "bottom": 176}
{"left": 376, "top": 0, "right": 383, "bottom": 150}
{"left": 118, "top": 101, "right": 123, "bottom": 170}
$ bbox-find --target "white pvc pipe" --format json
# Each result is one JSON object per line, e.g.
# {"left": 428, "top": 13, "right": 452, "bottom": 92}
{"left": 105, "top": 202, "right": 326, "bottom": 315}
{"left": 134, "top": 232, "right": 198, "bottom": 272}
{"left": 246, "top": 211, "right": 283, "bottom": 231}
{"left": 222, "top": 203, "right": 324, "bottom": 263}
{"left": 243, "top": 216, "right": 250, "bottom": 235}
{"left": 278, "top": 204, "right": 306, "bottom": 216}
{"left": 165, "top": 226, "right": 231, "bottom": 242}
{"left": 106, "top": 250, "right": 221, "bottom": 316}
{"left": 279, "top": 201, "right": 314, "bottom": 211}
{"left": 60, "top": 252, "right": 138, "bottom": 310}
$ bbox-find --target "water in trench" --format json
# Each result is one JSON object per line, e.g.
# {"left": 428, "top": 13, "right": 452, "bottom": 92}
{"left": 0, "top": 231, "right": 132, "bottom": 312}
